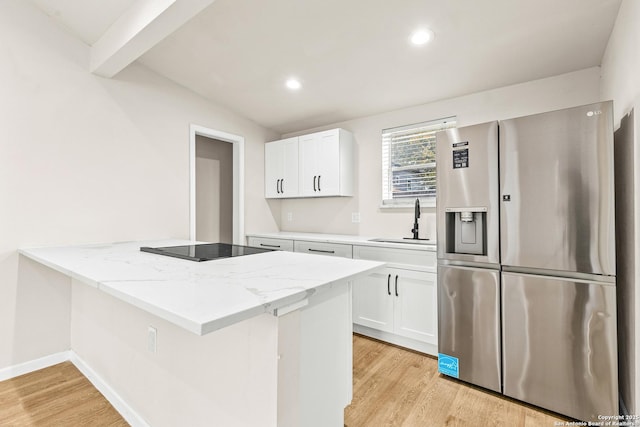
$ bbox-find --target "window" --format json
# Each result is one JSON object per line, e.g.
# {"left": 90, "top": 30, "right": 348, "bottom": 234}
{"left": 381, "top": 117, "right": 456, "bottom": 206}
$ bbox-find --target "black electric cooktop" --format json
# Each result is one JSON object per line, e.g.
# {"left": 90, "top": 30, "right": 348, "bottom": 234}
{"left": 140, "top": 243, "right": 273, "bottom": 262}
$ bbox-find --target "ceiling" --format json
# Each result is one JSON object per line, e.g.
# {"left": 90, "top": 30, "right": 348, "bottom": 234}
{"left": 31, "top": 0, "right": 622, "bottom": 134}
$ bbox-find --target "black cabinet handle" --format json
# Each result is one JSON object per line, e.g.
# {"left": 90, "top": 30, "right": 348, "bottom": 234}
{"left": 387, "top": 274, "right": 391, "bottom": 296}
{"left": 260, "top": 243, "right": 281, "bottom": 249}
{"left": 308, "top": 248, "right": 335, "bottom": 254}
{"left": 318, "top": 175, "right": 321, "bottom": 191}
{"left": 313, "top": 175, "right": 317, "bottom": 192}
{"left": 281, "top": 179, "right": 284, "bottom": 194}
{"left": 395, "top": 275, "right": 399, "bottom": 297}
{"left": 276, "top": 179, "right": 280, "bottom": 194}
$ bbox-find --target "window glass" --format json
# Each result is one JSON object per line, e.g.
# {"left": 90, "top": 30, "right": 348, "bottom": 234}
{"left": 382, "top": 117, "right": 456, "bottom": 206}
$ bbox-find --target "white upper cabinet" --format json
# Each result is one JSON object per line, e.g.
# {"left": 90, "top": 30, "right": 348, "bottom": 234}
{"left": 265, "top": 137, "right": 299, "bottom": 198}
{"left": 298, "top": 129, "right": 354, "bottom": 197}
{"left": 265, "top": 129, "right": 354, "bottom": 199}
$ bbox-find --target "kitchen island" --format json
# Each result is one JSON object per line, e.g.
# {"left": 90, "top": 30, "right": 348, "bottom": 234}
{"left": 18, "top": 240, "right": 384, "bottom": 427}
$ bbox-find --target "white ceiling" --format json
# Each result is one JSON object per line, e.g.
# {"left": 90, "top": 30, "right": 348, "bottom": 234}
{"left": 31, "top": 0, "right": 136, "bottom": 45}
{"left": 31, "top": 0, "right": 622, "bottom": 134}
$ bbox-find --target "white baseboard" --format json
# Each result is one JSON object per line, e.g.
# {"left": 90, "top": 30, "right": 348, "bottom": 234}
{"left": 353, "top": 324, "right": 438, "bottom": 356}
{"left": 1, "top": 351, "right": 148, "bottom": 427}
{"left": 0, "top": 351, "right": 70, "bottom": 381}
{"left": 69, "top": 352, "right": 150, "bottom": 427}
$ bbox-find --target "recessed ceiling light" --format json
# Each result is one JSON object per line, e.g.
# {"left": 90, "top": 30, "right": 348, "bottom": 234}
{"left": 286, "top": 78, "right": 302, "bottom": 90}
{"left": 410, "top": 29, "right": 434, "bottom": 46}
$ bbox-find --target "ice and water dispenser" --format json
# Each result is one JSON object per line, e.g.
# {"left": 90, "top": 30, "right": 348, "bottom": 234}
{"left": 444, "top": 208, "right": 487, "bottom": 256}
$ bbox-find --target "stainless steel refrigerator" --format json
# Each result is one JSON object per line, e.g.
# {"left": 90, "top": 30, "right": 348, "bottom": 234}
{"left": 436, "top": 102, "right": 618, "bottom": 421}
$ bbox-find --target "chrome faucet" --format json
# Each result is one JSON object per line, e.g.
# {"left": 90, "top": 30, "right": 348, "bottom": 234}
{"left": 411, "top": 198, "right": 420, "bottom": 239}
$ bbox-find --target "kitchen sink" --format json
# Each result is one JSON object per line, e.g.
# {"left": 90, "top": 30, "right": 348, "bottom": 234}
{"left": 369, "top": 238, "right": 433, "bottom": 245}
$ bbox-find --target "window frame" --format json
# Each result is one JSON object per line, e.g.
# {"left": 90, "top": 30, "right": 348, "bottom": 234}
{"left": 381, "top": 117, "right": 456, "bottom": 208}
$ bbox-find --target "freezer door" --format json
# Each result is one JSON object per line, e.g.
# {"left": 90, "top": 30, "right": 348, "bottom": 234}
{"left": 502, "top": 272, "right": 618, "bottom": 421}
{"left": 499, "top": 101, "right": 615, "bottom": 276}
{"left": 437, "top": 265, "right": 501, "bottom": 392}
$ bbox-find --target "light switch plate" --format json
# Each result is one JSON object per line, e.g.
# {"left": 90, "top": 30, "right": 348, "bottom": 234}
{"left": 351, "top": 212, "right": 361, "bottom": 223}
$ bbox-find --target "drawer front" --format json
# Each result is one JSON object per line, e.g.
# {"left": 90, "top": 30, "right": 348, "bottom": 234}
{"left": 294, "top": 240, "right": 353, "bottom": 258}
{"left": 353, "top": 245, "right": 436, "bottom": 270}
{"left": 247, "top": 237, "right": 294, "bottom": 252}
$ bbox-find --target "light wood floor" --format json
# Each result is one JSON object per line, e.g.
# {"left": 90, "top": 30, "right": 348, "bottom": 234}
{"left": 0, "top": 337, "right": 570, "bottom": 427}
{"left": 0, "top": 361, "right": 128, "bottom": 426}
{"left": 345, "top": 334, "right": 571, "bottom": 427}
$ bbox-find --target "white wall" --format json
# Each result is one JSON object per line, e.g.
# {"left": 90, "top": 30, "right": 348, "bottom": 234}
{"left": 279, "top": 67, "right": 602, "bottom": 239}
{"left": 195, "top": 136, "right": 233, "bottom": 243}
{"left": 601, "top": 0, "right": 640, "bottom": 127}
{"left": 0, "top": 0, "right": 280, "bottom": 370}
{"left": 600, "top": 0, "right": 640, "bottom": 416}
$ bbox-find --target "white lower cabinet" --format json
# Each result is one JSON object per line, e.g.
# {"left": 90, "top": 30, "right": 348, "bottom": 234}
{"left": 353, "top": 267, "right": 437, "bottom": 344}
{"left": 353, "top": 245, "right": 437, "bottom": 355}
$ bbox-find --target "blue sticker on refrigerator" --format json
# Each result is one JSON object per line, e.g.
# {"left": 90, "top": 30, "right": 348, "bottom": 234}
{"left": 438, "top": 353, "right": 459, "bottom": 378}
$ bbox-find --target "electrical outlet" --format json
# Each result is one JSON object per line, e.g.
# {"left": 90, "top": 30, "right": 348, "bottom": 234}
{"left": 287, "top": 212, "right": 293, "bottom": 221}
{"left": 147, "top": 326, "right": 157, "bottom": 353}
{"left": 352, "top": 212, "right": 361, "bottom": 223}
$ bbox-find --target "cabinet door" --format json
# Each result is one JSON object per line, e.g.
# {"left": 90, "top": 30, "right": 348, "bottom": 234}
{"left": 299, "top": 130, "right": 341, "bottom": 196}
{"left": 315, "top": 130, "right": 340, "bottom": 195}
{"left": 298, "top": 133, "right": 319, "bottom": 196}
{"left": 393, "top": 269, "right": 438, "bottom": 344}
{"left": 265, "top": 137, "right": 298, "bottom": 198}
{"left": 280, "top": 138, "right": 299, "bottom": 197}
{"left": 352, "top": 269, "right": 394, "bottom": 333}
{"left": 265, "top": 142, "right": 283, "bottom": 198}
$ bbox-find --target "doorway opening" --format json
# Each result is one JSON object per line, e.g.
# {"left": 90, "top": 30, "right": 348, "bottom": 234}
{"left": 189, "top": 125, "right": 244, "bottom": 244}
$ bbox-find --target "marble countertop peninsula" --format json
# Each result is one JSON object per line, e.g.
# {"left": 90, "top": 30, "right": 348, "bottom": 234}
{"left": 19, "top": 240, "right": 384, "bottom": 335}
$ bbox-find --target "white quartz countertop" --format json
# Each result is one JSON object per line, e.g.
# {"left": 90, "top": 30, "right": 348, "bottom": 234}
{"left": 19, "top": 240, "right": 384, "bottom": 335}
{"left": 246, "top": 232, "right": 437, "bottom": 251}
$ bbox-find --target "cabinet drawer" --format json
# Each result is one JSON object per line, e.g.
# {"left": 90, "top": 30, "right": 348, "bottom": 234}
{"left": 294, "top": 240, "right": 353, "bottom": 258}
{"left": 247, "top": 237, "right": 294, "bottom": 252}
{"left": 353, "top": 245, "right": 436, "bottom": 271}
